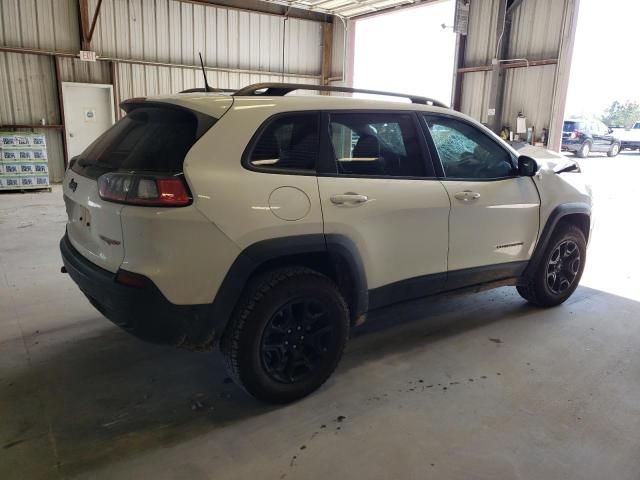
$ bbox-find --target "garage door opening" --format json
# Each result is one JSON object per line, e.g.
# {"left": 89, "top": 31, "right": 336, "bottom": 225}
{"left": 352, "top": 0, "right": 456, "bottom": 104}
{"left": 565, "top": 0, "right": 640, "bottom": 127}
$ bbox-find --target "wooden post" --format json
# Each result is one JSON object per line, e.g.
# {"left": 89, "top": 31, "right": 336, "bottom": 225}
{"left": 78, "top": 0, "right": 91, "bottom": 50}
{"left": 110, "top": 61, "right": 120, "bottom": 120}
{"left": 320, "top": 22, "right": 333, "bottom": 94}
{"left": 53, "top": 57, "right": 70, "bottom": 169}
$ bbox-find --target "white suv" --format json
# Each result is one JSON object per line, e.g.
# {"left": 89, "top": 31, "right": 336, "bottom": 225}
{"left": 60, "top": 83, "right": 593, "bottom": 403}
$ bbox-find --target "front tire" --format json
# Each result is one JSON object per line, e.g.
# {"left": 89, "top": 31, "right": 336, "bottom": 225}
{"left": 221, "top": 267, "right": 349, "bottom": 404}
{"left": 517, "top": 223, "right": 586, "bottom": 307}
{"left": 576, "top": 141, "right": 591, "bottom": 158}
{"left": 607, "top": 143, "right": 620, "bottom": 157}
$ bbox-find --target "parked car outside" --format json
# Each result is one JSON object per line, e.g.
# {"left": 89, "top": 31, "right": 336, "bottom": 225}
{"left": 561, "top": 118, "right": 620, "bottom": 157}
{"left": 610, "top": 121, "right": 640, "bottom": 151}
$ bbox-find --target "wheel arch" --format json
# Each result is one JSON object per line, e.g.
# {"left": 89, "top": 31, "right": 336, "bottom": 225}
{"left": 211, "top": 234, "right": 368, "bottom": 343}
{"left": 521, "top": 203, "right": 591, "bottom": 282}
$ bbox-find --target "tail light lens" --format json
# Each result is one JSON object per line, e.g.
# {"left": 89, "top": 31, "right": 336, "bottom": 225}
{"left": 98, "top": 172, "right": 191, "bottom": 207}
{"left": 571, "top": 130, "right": 583, "bottom": 139}
{"left": 115, "top": 269, "right": 150, "bottom": 288}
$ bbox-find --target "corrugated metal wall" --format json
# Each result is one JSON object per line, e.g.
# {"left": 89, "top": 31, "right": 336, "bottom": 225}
{"left": 0, "top": 0, "right": 79, "bottom": 51}
{"left": 459, "top": 0, "right": 572, "bottom": 142}
{"left": 0, "top": 0, "right": 337, "bottom": 182}
{"left": 0, "top": 51, "right": 67, "bottom": 182}
{"left": 88, "top": 0, "right": 323, "bottom": 78}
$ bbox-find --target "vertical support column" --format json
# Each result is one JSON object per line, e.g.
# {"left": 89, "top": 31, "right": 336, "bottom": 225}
{"left": 487, "top": 0, "right": 509, "bottom": 133}
{"left": 53, "top": 56, "right": 69, "bottom": 169}
{"left": 548, "top": 0, "right": 581, "bottom": 152}
{"left": 320, "top": 21, "right": 334, "bottom": 94}
{"left": 345, "top": 19, "right": 356, "bottom": 88}
{"left": 110, "top": 61, "right": 121, "bottom": 121}
{"left": 78, "top": 0, "right": 91, "bottom": 51}
{"left": 451, "top": 33, "right": 467, "bottom": 110}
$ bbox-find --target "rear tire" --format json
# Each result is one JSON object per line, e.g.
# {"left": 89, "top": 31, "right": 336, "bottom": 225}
{"left": 576, "top": 141, "right": 591, "bottom": 158}
{"left": 517, "top": 223, "right": 586, "bottom": 307}
{"left": 607, "top": 143, "right": 620, "bottom": 157}
{"left": 220, "top": 267, "right": 349, "bottom": 404}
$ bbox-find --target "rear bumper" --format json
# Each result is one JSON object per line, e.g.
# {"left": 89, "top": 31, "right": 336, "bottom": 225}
{"left": 60, "top": 234, "right": 216, "bottom": 349}
{"left": 561, "top": 140, "right": 581, "bottom": 152}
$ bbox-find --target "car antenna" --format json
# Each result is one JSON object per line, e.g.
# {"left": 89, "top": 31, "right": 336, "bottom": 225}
{"left": 199, "top": 52, "right": 212, "bottom": 92}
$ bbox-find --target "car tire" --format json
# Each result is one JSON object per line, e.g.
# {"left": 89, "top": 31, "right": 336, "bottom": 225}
{"left": 576, "top": 141, "right": 591, "bottom": 158}
{"left": 220, "top": 267, "right": 349, "bottom": 404}
{"left": 607, "top": 143, "right": 620, "bottom": 157}
{"left": 516, "top": 223, "right": 586, "bottom": 308}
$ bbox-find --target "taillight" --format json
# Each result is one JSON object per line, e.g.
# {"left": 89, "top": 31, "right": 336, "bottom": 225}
{"left": 116, "top": 269, "right": 150, "bottom": 288}
{"left": 571, "top": 130, "right": 583, "bottom": 139}
{"left": 98, "top": 172, "right": 191, "bottom": 207}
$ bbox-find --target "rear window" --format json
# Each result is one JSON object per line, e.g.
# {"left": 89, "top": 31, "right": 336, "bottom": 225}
{"left": 72, "top": 105, "right": 215, "bottom": 179}
{"left": 563, "top": 121, "right": 584, "bottom": 132}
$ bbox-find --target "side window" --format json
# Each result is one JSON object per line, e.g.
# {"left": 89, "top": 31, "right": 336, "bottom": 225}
{"left": 328, "top": 113, "right": 427, "bottom": 177}
{"left": 248, "top": 114, "right": 319, "bottom": 172}
{"left": 423, "top": 115, "right": 515, "bottom": 179}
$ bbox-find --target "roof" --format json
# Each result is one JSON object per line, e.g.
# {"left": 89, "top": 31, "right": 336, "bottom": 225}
{"left": 151, "top": 92, "right": 454, "bottom": 118}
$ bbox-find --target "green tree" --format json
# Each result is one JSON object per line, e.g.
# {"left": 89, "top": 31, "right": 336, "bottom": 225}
{"left": 600, "top": 100, "right": 640, "bottom": 128}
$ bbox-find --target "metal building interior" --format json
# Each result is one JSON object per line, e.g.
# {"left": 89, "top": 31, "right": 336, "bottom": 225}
{"left": 1, "top": 0, "right": 639, "bottom": 478}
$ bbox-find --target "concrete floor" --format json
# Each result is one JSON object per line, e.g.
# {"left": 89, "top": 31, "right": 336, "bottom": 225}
{"left": 1, "top": 154, "right": 639, "bottom": 480}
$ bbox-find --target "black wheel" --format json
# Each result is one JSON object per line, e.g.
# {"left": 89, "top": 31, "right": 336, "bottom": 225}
{"left": 517, "top": 223, "right": 586, "bottom": 307}
{"left": 607, "top": 143, "right": 620, "bottom": 157}
{"left": 576, "top": 141, "right": 591, "bottom": 158}
{"left": 221, "top": 267, "right": 349, "bottom": 404}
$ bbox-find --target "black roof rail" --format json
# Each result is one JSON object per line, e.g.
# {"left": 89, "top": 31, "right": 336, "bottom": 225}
{"left": 180, "top": 87, "right": 236, "bottom": 93}
{"left": 232, "top": 82, "right": 449, "bottom": 108}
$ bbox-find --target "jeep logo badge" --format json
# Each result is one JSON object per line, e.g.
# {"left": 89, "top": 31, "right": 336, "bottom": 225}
{"left": 69, "top": 178, "right": 78, "bottom": 192}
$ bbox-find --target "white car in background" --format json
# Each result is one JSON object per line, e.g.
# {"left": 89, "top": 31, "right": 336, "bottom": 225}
{"left": 60, "top": 83, "right": 593, "bottom": 403}
{"left": 611, "top": 121, "right": 640, "bottom": 151}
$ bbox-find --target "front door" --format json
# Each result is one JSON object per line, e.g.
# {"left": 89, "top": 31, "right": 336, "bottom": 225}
{"left": 422, "top": 114, "right": 540, "bottom": 289}
{"left": 317, "top": 111, "right": 451, "bottom": 309}
{"left": 61, "top": 82, "right": 115, "bottom": 159}
{"left": 591, "top": 120, "right": 613, "bottom": 152}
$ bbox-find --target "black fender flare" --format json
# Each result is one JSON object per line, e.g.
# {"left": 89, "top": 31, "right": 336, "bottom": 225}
{"left": 210, "top": 234, "right": 368, "bottom": 340}
{"left": 521, "top": 202, "right": 591, "bottom": 281}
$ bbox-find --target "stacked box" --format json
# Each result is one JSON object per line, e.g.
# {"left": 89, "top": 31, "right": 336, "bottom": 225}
{"left": 0, "top": 132, "right": 50, "bottom": 190}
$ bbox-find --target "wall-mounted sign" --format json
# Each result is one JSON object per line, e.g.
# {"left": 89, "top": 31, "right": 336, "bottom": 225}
{"left": 454, "top": 0, "right": 470, "bottom": 35}
{"left": 79, "top": 50, "right": 97, "bottom": 62}
{"left": 84, "top": 108, "right": 97, "bottom": 123}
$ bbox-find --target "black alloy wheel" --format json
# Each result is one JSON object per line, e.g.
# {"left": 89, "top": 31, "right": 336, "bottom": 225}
{"left": 546, "top": 239, "right": 581, "bottom": 295}
{"left": 260, "top": 297, "right": 334, "bottom": 384}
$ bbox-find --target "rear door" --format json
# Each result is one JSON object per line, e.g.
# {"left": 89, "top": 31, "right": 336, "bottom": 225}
{"left": 317, "top": 111, "right": 450, "bottom": 308}
{"left": 422, "top": 114, "right": 540, "bottom": 288}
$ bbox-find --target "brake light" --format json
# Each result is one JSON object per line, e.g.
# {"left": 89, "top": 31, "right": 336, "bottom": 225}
{"left": 98, "top": 172, "right": 191, "bottom": 206}
{"left": 571, "top": 130, "right": 583, "bottom": 139}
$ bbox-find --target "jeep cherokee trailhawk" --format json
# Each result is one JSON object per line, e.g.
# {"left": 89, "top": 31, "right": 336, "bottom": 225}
{"left": 60, "top": 83, "right": 592, "bottom": 403}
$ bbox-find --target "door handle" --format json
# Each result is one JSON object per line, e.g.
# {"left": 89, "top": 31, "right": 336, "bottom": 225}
{"left": 330, "top": 193, "right": 369, "bottom": 205}
{"left": 454, "top": 190, "right": 481, "bottom": 202}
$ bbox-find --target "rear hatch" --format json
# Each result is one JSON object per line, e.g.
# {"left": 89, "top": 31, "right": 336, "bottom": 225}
{"left": 63, "top": 98, "right": 227, "bottom": 272}
{"left": 562, "top": 120, "right": 585, "bottom": 141}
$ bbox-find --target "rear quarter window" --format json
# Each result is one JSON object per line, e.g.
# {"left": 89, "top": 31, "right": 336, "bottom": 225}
{"left": 245, "top": 113, "right": 320, "bottom": 173}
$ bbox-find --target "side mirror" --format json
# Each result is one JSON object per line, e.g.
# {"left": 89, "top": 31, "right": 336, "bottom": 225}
{"left": 518, "top": 156, "right": 538, "bottom": 176}
{"left": 608, "top": 128, "right": 614, "bottom": 134}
